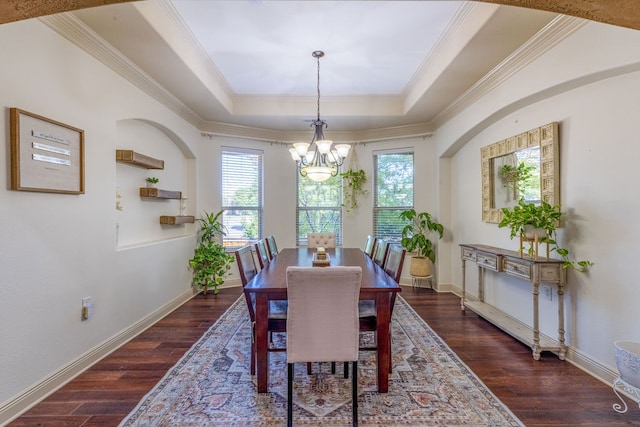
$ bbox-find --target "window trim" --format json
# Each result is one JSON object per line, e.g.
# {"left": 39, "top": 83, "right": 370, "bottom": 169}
{"left": 220, "top": 146, "right": 264, "bottom": 249}
{"left": 373, "top": 150, "right": 414, "bottom": 243}
{"left": 295, "top": 170, "right": 343, "bottom": 247}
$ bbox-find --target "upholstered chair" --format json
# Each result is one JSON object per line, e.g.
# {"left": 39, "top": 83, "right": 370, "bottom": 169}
{"left": 372, "top": 239, "right": 389, "bottom": 267}
{"left": 266, "top": 235, "right": 278, "bottom": 259}
{"left": 286, "top": 266, "right": 361, "bottom": 427}
{"left": 363, "top": 234, "right": 376, "bottom": 258}
{"left": 235, "top": 245, "right": 286, "bottom": 375}
{"left": 306, "top": 232, "right": 337, "bottom": 248}
{"left": 254, "top": 239, "right": 271, "bottom": 269}
{"left": 359, "top": 244, "right": 405, "bottom": 375}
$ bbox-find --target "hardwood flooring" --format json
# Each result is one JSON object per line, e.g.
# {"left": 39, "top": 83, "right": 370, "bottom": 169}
{"left": 10, "top": 286, "right": 640, "bottom": 426}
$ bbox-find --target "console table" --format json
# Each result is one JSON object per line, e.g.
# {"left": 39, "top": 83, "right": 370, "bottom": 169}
{"left": 460, "top": 244, "right": 567, "bottom": 360}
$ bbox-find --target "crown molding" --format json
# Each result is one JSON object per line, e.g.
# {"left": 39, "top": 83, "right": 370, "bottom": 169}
{"left": 432, "top": 15, "right": 586, "bottom": 128}
{"left": 39, "top": 9, "right": 583, "bottom": 144}
{"left": 200, "top": 120, "right": 434, "bottom": 144}
{"left": 40, "top": 13, "right": 203, "bottom": 127}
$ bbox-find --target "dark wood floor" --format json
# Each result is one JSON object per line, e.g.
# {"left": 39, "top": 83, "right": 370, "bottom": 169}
{"left": 10, "top": 286, "right": 640, "bottom": 426}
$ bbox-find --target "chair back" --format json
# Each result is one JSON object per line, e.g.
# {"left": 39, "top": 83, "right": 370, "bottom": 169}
{"left": 235, "top": 245, "right": 258, "bottom": 322}
{"left": 254, "top": 239, "right": 271, "bottom": 269}
{"left": 383, "top": 244, "right": 406, "bottom": 283}
{"left": 306, "top": 232, "right": 336, "bottom": 248}
{"left": 235, "top": 245, "right": 258, "bottom": 286}
{"left": 266, "top": 235, "right": 278, "bottom": 258}
{"left": 286, "top": 266, "right": 362, "bottom": 363}
{"left": 372, "top": 240, "right": 389, "bottom": 267}
{"left": 363, "top": 235, "right": 376, "bottom": 257}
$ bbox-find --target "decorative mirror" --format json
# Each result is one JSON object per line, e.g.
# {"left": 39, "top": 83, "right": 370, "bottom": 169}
{"left": 481, "top": 122, "right": 559, "bottom": 223}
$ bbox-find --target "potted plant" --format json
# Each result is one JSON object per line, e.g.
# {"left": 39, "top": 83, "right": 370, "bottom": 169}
{"left": 188, "top": 210, "right": 234, "bottom": 295}
{"left": 498, "top": 162, "right": 534, "bottom": 199}
{"left": 145, "top": 176, "right": 159, "bottom": 188}
{"left": 498, "top": 199, "right": 592, "bottom": 272}
{"left": 340, "top": 168, "right": 367, "bottom": 212}
{"left": 399, "top": 209, "right": 444, "bottom": 277}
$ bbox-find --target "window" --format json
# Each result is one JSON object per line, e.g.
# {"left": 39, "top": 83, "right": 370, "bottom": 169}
{"left": 296, "top": 172, "right": 342, "bottom": 246}
{"left": 221, "top": 147, "right": 263, "bottom": 248}
{"left": 373, "top": 150, "right": 414, "bottom": 242}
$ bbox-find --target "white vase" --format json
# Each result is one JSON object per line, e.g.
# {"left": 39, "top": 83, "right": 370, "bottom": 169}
{"left": 523, "top": 224, "right": 547, "bottom": 240}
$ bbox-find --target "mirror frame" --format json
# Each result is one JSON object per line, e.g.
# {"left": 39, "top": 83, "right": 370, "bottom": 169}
{"left": 481, "top": 122, "right": 559, "bottom": 223}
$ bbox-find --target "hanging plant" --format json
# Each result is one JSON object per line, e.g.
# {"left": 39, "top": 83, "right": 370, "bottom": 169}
{"left": 498, "top": 162, "right": 534, "bottom": 200}
{"left": 340, "top": 168, "right": 367, "bottom": 212}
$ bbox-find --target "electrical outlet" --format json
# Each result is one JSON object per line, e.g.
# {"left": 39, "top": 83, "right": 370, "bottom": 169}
{"left": 82, "top": 297, "right": 93, "bottom": 320}
{"left": 541, "top": 285, "right": 552, "bottom": 301}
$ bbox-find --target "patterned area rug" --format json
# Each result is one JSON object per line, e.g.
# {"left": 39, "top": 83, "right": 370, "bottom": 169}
{"left": 120, "top": 296, "right": 523, "bottom": 426}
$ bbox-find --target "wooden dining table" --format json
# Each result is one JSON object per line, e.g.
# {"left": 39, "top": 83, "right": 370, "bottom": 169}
{"left": 244, "top": 247, "right": 401, "bottom": 393}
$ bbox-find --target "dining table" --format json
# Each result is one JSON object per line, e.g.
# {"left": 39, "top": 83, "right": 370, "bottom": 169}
{"left": 243, "top": 247, "right": 401, "bottom": 393}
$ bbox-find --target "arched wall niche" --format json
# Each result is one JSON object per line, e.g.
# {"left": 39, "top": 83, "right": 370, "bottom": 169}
{"left": 115, "top": 118, "right": 196, "bottom": 247}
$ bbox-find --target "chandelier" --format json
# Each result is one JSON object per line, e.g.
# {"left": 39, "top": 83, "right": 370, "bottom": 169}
{"left": 289, "top": 50, "right": 350, "bottom": 182}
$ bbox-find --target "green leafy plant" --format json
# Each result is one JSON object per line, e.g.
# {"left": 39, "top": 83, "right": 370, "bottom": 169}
{"left": 340, "top": 168, "right": 367, "bottom": 212}
{"left": 188, "top": 210, "right": 234, "bottom": 295}
{"left": 498, "top": 199, "right": 592, "bottom": 272}
{"left": 498, "top": 162, "right": 534, "bottom": 199}
{"left": 399, "top": 209, "right": 444, "bottom": 264}
{"left": 145, "top": 176, "right": 159, "bottom": 184}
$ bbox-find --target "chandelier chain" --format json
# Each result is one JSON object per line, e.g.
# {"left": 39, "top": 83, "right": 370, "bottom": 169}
{"left": 316, "top": 53, "right": 321, "bottom": 121}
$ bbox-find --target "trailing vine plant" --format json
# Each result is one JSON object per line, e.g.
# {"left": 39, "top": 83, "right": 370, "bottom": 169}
{"left": 498, "top": 162, "right": 534, "bottom": 200}
{"left": 340, "top": 168, "right": 367, "bottom": 212}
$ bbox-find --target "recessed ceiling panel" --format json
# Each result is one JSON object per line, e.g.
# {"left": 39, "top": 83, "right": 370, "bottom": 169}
{"left": 171, "top": 0, "right": 463, "bottom": 96}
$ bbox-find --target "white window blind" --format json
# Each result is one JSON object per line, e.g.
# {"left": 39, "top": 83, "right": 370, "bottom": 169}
{"left": 373, "top": 151, "right": 414, "bottom": 242}
{"left": 221, "top": 147, "right": 263, "bottom": 248}
{"left": 296, "top": 171, "right": 343, "bottom": 246}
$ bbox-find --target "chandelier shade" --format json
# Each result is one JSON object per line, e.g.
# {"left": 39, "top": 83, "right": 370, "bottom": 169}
{"left": 290, "top": 51, "right": 350, "bottom": 182}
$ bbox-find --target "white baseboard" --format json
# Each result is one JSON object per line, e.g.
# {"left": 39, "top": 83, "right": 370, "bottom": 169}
{"left": 444, "top": 284, "right": 624, "bottom": 397}
{"left": 2, "top": 281, "right": 625, "bottom": 424}
{"left": 0, "top": 288, "right": 197, "bottom": 425}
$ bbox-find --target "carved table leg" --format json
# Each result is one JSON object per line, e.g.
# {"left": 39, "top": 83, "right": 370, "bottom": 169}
{"left": 532, "top": 281, "right": 541, "bottom": 360}
{"left": 557, "top": 282, "right": 566, "bottom": 360}
{"left": 478, "top": 266, "right": 484, "bottom": 303}
{"left": 461, "top": 258, "right": 466, "bottom": 311}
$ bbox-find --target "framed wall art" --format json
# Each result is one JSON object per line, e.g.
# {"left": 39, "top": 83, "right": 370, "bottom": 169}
{"left": 10, "top": 108, "right": 85, "bottom": 194}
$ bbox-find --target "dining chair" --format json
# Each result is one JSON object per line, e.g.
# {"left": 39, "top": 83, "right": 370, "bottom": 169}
{"left": 383, "top": 244, "right": 406, "bottom": 283}
{"left": 307, "top": 232, "right": 336, "bottom": 248}
{"left": 372, "top": 239, "right": 389, "bottom": 267}
{"left": 363, "top": 235, "right": 376, "bottom": 258}
{"left": 254, "top": 239, "right": 271, "bottom": 269}
{"left": 286, "top": 266, "right": 361, "bottom": 427}
{"left": 266, "top": 235, "right": 278, "bottom": 259}
{"left": 359, "top": 244, "right": 405, "bottom": 375}
{"left": 235, "top": 245, "right": 286, "bottom": 375}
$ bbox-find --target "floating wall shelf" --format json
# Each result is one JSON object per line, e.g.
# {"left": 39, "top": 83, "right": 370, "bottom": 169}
{"left": 116, "top": 150, "right": 164, "bottom": 169}
{"left": 160, "top": 215, "right": 195, "bottom": 225}
{"left": 139, "top": 188, "right": 182, "bottom": 199}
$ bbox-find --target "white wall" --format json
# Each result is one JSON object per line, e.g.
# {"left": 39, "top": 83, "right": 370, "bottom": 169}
{"left": 6, "top": 9, "right": 640, "bottom": 423}
{"left": 0, "top": 18, "right": 201, "bottom": 418}
{"left": 436, "top": 21, "right": 640, "bottom": 375}
{"left": 200, "top": 135, "right": 439, "bottom": 282}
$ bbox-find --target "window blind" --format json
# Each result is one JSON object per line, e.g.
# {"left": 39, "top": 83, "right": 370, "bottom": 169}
{"left": 221, "top": 147, "right": 263, "bottom": 248}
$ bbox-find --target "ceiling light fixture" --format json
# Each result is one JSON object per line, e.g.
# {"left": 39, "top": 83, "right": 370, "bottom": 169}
{"left": 289, "top": 50, "right": 350, "bottom": 182}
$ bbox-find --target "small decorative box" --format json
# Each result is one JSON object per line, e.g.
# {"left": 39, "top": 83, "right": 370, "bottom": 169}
{"left": 312, "top": 252, "right": 330, "bottom": 267}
